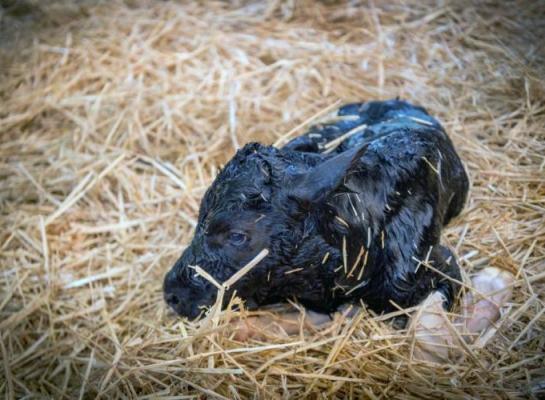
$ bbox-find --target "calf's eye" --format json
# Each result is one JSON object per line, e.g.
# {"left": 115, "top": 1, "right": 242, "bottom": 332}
{"left": 228, "top": 231, "right": 248, "bottom": 246}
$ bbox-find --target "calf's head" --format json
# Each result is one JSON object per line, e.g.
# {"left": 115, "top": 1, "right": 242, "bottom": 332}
{"left": 163, "top": 142, "right": 366, "bottom": 319}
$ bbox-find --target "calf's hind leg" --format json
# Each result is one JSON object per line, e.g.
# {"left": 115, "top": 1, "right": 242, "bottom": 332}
{"left": 410, "top": 245, "right": 463, "bottom": 362}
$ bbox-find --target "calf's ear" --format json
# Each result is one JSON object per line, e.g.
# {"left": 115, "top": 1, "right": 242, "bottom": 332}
{"left": 287, "top": 143, "right": 368, "bottom": 206}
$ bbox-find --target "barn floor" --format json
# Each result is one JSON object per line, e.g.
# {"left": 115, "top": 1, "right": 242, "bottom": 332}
{"left": 1, "top": 1, "right": 544, "bottom": 398}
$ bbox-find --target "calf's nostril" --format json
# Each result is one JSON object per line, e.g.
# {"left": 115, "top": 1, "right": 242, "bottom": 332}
{"left": 166, "top": 293, "right": 180, "bottom": 306}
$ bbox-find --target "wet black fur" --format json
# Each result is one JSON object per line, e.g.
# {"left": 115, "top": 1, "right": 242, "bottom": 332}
{"left": 163, "top": 100, "right": 469, "bottom": 319}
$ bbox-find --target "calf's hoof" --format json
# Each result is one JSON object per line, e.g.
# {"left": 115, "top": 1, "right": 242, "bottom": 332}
{"left": 411, "top": 267, "right": 514, "bottom": 363}
{"left": 462, "top": 267, "right": 514, "bottom": 335}
{"left": 411, "top": 292, "right": 459, "bottom": 363}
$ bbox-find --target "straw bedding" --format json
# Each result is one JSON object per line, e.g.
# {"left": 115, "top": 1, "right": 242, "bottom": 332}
{"left": 1, "top": 0, "right": 544, "bottom": 398}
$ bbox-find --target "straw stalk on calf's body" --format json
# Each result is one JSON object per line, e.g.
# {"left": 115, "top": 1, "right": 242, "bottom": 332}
{"left": 163, "top": 100, "right": 469, "bottom": 322}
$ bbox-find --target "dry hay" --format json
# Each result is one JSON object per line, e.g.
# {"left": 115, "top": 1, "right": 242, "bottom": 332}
{"left": 1, "top": 0, "right": 544, "bottom": 398}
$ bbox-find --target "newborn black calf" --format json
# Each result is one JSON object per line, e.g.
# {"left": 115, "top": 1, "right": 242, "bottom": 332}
{"left": 163, "top": 100, "right": 469, "bottom": 320}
